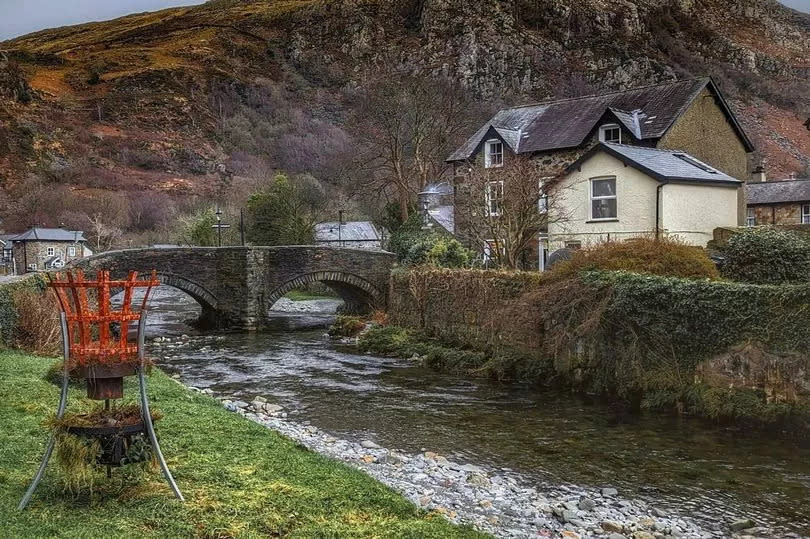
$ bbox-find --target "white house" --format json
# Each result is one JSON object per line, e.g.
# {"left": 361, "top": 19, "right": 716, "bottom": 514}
{"left": 315, "top": 221, "right": 384, "bottom": 251}
{"left": 548, "top": 143, "right": 742, "bottom": 251}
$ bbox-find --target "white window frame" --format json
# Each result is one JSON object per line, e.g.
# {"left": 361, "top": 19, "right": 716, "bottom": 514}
{"left": 589, "top": 176, "right": 618, "bottom": 221}
{"left": 485, "top": 180, "right": 504, "bottom": 217}
{"left": 484, "top": 139, "right": 504, "bottom": 169}
{"left": 599, "top": 123, "right": 622, "bottom": 144}
{"left": 68, "top": 246, "right": 76, "bottom": 257}
{"left": 46, "top": 247, "right": 55, "bottom": 256}
{"left": 802, "top": 204, "right": 810, "bottom": 224}
{"left": 746, "top": 208, "right": 756, "bottom": 227}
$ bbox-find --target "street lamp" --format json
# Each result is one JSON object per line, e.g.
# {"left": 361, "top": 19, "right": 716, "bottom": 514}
{"left": 212, "top": 207, "right": 230, "bottom": 247}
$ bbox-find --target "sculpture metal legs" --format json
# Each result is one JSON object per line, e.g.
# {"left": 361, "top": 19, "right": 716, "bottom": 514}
{"left": 18, "top": 309, "right": 183, "bottom": 509}
{"left": 136, "top": 310, "right": 183, "bottom": 501}
{"left": 18, "top": 313, "right": 71, "bottom": 510}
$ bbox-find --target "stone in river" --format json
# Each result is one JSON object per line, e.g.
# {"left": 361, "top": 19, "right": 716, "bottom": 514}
{"left": 608, "top": 534, "right": 627, "bottom": 539}
{"left": 578, "top": 497, "right": 595, "bottom": 511}
{"left": 631, "top": 532, "right": 654, "bottom": 539}
{"left": 360, "top": 440, "right": 380, "bottom": 449}
{"left": 466, "top": 473, "right": 491, "bottom": 487}
{"left": 602, "top": 521, "right": 624, "bottom": 533}
{"left": 253, "top": 396, "right": 267, "bottom": 403}
{"left": 601, "top": 487, "right": 619, "bottom": 497}
{"left": 561, "top": 509, "right": 578, "bottom": 522}
{"left": 729, "top": 519, "right": 756, "bottom": 532}
{"left": 561, "top": 531, "right": 580, "bottom": 539}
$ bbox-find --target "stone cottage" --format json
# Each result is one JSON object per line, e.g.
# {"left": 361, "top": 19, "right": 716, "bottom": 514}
{"left": 447, "top": 77, "right": 754, "bottom": 269}
{"left": 745, "top": 172, "right": 810, "bottom": 226}
{"left": 10, "top": 227, "right": 92, "bottom": 274}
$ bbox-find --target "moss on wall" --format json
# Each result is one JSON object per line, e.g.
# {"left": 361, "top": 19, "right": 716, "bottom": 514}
{"left": 385, "top": 268, "right": 810, "bottom": 431}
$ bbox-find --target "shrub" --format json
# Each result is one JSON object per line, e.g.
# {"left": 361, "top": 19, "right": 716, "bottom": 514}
{"left": 548, "top": 237, "right": 719, "bottom": 281}
{"left": 389, "top": 214, "right": 473, "bottom": 268}
{"left": 328, "top": 315, "right": 366, "bottom": 338}
{"left": 721, "top": 227, "right": 810, "bottom": 284}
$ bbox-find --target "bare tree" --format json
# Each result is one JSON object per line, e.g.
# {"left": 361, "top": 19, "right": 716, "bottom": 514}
{"left": 457, "top": 156, "right": 571, "bottom": 269}
{"left": 350, "top": 73, "right": 476, "bottom": 221}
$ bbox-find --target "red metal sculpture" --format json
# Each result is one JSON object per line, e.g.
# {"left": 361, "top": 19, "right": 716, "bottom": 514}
{"left": 18, "top": 269, "right": 184, "bottom": 509}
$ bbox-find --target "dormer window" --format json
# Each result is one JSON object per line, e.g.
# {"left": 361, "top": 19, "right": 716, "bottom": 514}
{"left": 599, "top": 124, "right": 622, "bottom": 144}
{"left": 484, "top": 139, "right": 503, "bottom": 168}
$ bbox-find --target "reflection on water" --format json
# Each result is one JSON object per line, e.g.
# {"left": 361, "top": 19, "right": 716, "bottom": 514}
{"left": 143, "top": 287, "right": 810, "bottom": 536}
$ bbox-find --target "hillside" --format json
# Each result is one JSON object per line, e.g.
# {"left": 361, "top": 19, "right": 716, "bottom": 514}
{"left": 0, "top": 0, "right": 808, "bottom": 239}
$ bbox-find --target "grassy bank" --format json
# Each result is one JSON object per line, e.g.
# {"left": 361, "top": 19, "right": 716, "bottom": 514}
{"left": 0, "top": 351, "right": 485, "bottom": 538}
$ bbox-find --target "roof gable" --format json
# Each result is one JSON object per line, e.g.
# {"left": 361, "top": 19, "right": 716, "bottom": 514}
{"left": 448, "top": 77, "right": 753, "bottom": 161}
{"left": 567, "top": 143, "right": 742, "bottom": 185}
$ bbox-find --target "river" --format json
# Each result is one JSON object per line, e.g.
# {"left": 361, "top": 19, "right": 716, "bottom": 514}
{"left": 139, "top": 287, "right": 810, "bottom": 538}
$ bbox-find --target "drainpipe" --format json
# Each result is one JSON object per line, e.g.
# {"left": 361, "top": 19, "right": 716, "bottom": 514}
{"left": 655, "top": 183, "right": 666, "bottom": 240}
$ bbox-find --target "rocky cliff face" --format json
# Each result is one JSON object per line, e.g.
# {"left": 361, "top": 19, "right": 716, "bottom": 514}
{"left": 0, "top": 0, "right": 807, "bottom": 210}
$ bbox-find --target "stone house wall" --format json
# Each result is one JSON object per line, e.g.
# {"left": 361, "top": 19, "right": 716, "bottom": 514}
{"left": 12, "top": 240, "right": 86, "bottom": 274}
{"left": 749, "top": 203, "right": 808, "bottom": 225}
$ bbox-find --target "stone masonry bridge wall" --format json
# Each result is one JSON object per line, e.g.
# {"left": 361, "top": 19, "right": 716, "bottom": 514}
{"left": 71, "top": 246, "right": 396, "bottom": 329}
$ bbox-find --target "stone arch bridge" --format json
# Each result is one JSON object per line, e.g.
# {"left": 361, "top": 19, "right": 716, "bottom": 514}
{"left": 71, "top": 246, "right": 396, "bottom": 330}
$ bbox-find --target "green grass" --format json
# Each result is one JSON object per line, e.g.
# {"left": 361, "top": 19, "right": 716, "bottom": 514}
{"left": 0, "top": 351, "right": 487, "bottom": 538}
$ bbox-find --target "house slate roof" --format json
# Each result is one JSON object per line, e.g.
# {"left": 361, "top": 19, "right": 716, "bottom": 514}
{"left": 568, "top": 143, "right": 741, "bottom": 185}
{"left": 746, "top": 178, "right": 810, "bottom": 205}
{"left": 10, "top": 227, "right": 87, "bottom": 242}
{"left": 315, "top": 221, "right": 381, "bottom": 242}
{"left": 447, "top": 77, "right": 754, "bottom": 162}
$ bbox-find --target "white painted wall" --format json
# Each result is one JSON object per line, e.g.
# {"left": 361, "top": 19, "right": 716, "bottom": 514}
{"left": 659, "top": 182, "right": 739, "bottom": 246}
{"left": 548, "top": 150, "right": 740, "bottom": 249}
{"left": 548, "top": 152, "right": 658, "bottom": 248}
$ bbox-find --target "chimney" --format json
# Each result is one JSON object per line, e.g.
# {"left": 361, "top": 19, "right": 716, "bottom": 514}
{"left": 751, "top": 165, "right": 766, "bottom": 183}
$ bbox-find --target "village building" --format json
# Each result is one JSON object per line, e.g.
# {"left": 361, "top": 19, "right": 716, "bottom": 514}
{"left": 745, "top": 173, "right": 810, "bottom": 226}
{"left": 315, "top": 221, "right": 384, "bottom": 251}
{"left": 10, "top": 227, "right": 92, "bottom": 274}
{"left": 549, "top": 143, "right": 741, "bottom": 251}
{"left": 0, "top": 234, "right": 15, "bottom": 274}
{"left": 446, "top": 77, "right": 754, "bottom": 269}
{"left": 417, "top": 181, "right": 455, "bottom": 235}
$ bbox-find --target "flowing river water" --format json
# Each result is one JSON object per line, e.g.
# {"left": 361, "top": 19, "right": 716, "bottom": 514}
{"left": 138, "top": 288, "right": 810, "bottom": 537}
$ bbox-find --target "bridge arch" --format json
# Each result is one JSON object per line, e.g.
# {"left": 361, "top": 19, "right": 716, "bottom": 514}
{"left": 154, "top": 273, "right": 219, "bottom": 313}
{"left": 266, "top": 271, "right": 384, "bottom": 314}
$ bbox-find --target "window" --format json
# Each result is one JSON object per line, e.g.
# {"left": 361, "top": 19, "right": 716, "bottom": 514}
{"left": 674, "top": 153, "right": 717, "bottom": 174}
{"left": 46, "top": 247, "right": 54, "bottom": 256}
{"left": 590, "top": 177, "right": 617, "bottom": 220}
{"left": 802, "top": 205, "right": 810, "bottom": 225}
{"left": 484, "top": 140, "right": 503, "bottom": 168}
{"left": 485, "top": 180, "right": 504, "bottom": 216}
{"left": 68, "top": 246, "right": 76, "bottom": 257}
{"left": 599, "top": 124, "right": 621, "bottom": 144}
{"left": 538, "top": 179, "right": 548, "bottom": 214}
{"left": 746, "top": 208, "right": 756, "bottom": 227}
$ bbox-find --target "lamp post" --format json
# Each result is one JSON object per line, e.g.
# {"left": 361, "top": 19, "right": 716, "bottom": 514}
{"left": 212, "top": 206, "right": 230, "bottom": 247}
{"left": 338, "top": 209, "right": 344, "bottom": 248}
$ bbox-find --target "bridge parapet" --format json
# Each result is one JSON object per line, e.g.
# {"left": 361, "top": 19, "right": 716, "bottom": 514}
{"left": 70, "top": 246, "right": 396, "bottom": 330}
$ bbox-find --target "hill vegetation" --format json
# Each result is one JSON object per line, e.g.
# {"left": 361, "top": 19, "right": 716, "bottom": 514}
{"left": 0, "top": 0, "right": 808, "bottom": 247}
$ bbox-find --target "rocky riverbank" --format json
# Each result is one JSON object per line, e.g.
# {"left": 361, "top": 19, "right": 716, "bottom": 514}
{"left": 151, "top": 333, "right": 790, "bottom": 539}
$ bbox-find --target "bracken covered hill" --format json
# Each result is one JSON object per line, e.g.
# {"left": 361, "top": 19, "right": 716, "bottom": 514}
{"left": 0, "top": 0, "right": 808, "bottom": 227}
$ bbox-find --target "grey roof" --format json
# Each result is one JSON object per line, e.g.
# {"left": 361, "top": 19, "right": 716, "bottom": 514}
{"left": 315, "top": 221, "right": 381, "bottom": 242}
{"left": 448, "top": 77, "right": 754, "bottom": 161}
{"left": 570, "top": 143, "right": 741, "bottom": 185}
{"left": 418, "top": 181, "right": 453, "bottom": 196}
{"left": 10, "top": 227, "right": 87, "bottom": 242}
{"left": 428, "top": 205, "right": 455, "bottom": 234}
{"left": 746, "top": 179, "right": 810, "bottom": 205}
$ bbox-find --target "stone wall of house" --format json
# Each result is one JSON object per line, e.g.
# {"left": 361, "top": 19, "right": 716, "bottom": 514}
{"left": 12, "top": 240, "right": 86, "bottom": 274}
{"left": 750, "top": 204, "right": 804, "bottom": 225}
